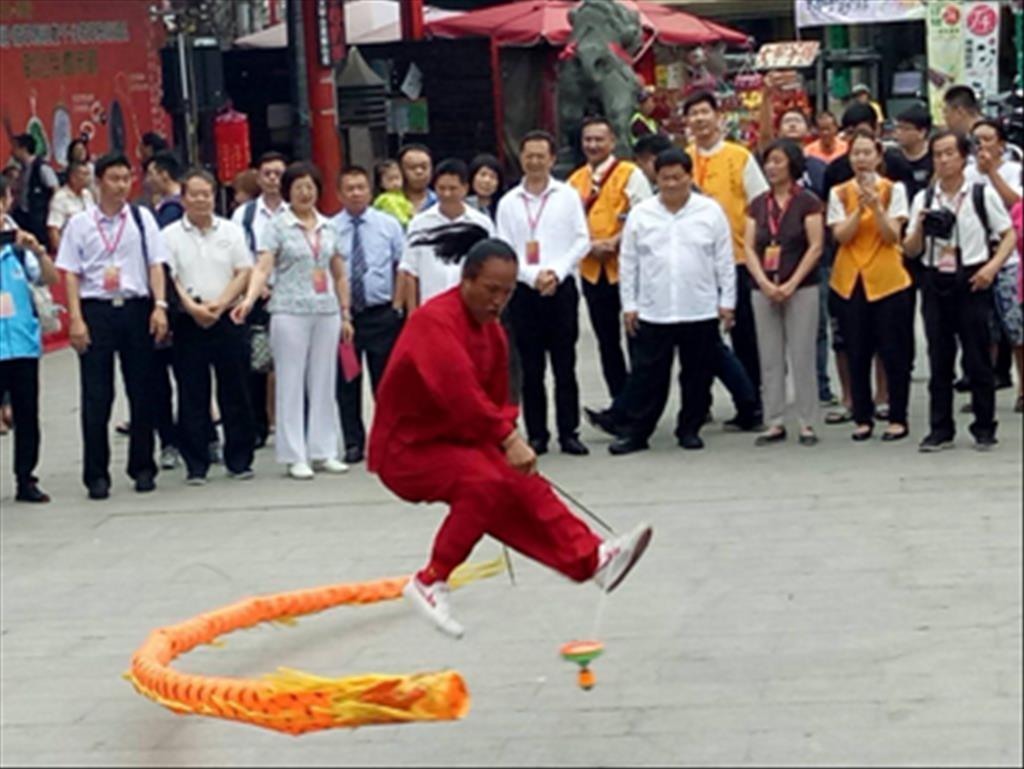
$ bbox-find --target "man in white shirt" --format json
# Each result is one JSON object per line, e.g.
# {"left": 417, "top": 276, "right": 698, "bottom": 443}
{"left": 904, "top": 130, "right": 1016, "bottom": 452}
{"left": 608, "top": 149, "right": 736, "bottom": 455}
{"left": 47, "top": 160, "right": 94, "bottom": 253}
{"left": 399, "top": 158, "right": 495, "bottom": 309}
{"left": 231, "top": 150, "right": 288, "bottom": 449}
{"left": 163, "top": 169, "right": 255, "bottom": 483}
{"left": 497, "top": 130, "right": 592, "bottom": 456}
{"left": 971, "top": 118, "right": 1023, "bottom": 406}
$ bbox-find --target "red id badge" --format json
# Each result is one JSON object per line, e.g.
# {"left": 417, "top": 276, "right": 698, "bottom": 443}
{"left": 103, "top": 265, "right": 122, "bottom": 293}
{"left": 763, "top": 245, "right": 781, "bottom": 273}
{"left": 525, "top": 240, "right": 540, "bottom": 265}
{"left": 312, "top": 267, "right": 329, "bottom": 294}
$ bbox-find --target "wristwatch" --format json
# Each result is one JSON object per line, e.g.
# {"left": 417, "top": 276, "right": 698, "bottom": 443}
{"left": 155, "top": 300, "right": 169, "bottom": 310}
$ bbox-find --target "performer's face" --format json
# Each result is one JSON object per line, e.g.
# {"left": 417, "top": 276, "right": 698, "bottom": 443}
{"left": 461, "top": 258, "right": 517, "bottom": 324}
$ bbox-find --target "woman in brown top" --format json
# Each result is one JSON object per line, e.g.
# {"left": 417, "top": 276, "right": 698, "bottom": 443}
{"left": 744, "top": 139, "right": 825, "bottom": 446}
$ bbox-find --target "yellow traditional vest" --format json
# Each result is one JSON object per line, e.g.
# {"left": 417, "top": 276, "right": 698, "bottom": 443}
{"left": 686, "top": 141, "right": 752, "bottom": 264}
{"left": 829, "top": 178, "right": 911, "bottom": 302}
{"left": 568, "top": 160, "right": 637, "bottom": 284}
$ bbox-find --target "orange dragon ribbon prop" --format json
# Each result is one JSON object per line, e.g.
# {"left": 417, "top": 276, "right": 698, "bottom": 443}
{"left": 124, "top": 557, "right": 506, "bottom": 735}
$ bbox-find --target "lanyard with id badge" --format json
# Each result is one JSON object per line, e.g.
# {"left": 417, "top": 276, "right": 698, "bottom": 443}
{"left": 763, "top": 189, "right": 796, "bottom": 279}
{"left": 925, "top": 188, "right": 967, "bottom": 277}
{"left": 96, "top": 209, "right": 128, "bottom": 305}
{"left": 304, "top": 226, "right": 329, "bottom": 294}
{"left": 521, "top": 189, "right": 553, "bottom": 265}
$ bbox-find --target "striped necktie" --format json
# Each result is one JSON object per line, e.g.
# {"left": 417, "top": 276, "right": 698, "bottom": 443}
{"left": 350, "top": 215, "right": 367, "bottom": 314}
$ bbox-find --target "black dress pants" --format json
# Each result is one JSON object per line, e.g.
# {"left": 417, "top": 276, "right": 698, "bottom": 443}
{"left": 0, "top": 357, "right": 41, "bottom": 488}
{"left": 836, "top": 281, "right": 913, "bottom": 427}
{"left": 922, "top": 270, "right": 996, "bottom": 439}
{"left": 509, "top": 278, "right": 581, "bottom": 445}
{"left": 172, "top": 315, "right": 255, "bottom": 477}
{"left": 623, "top": 318, "right": 718, "bottom": 441}
{"left": 730, "top": 264, "right": 762, "bottom": 404}
{"left": 337, "top": 305, "right": 402, "bottom": 451}
{"left": 582, "top": 271, "right": 629, "bottom": 400}
{"left": 78, "top": 299, "right": 157, "bottom": 486}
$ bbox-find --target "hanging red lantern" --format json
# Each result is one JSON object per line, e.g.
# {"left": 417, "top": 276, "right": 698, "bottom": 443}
{"left": 213, "top": 108, "right": 251, "bottom": 185}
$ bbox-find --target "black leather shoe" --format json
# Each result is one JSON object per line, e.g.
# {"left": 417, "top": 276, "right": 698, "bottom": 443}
{"left": 16, "top": 483, "right": 50, "bottom": 503}
{"left": 87, "top": 479, "right": 110, "bottom": 500}
{"left": 678, "top": 433, "right": 705, "bottom": 450}
{"left": 559, "top": 437, "right": 589, "bottom": 456}
{"left": 134, "top": 472, "right": 156, "bottom": 493}
{"left": 851, "top": 425, "right": 874, "bottom": 442}
{"left": 881, "top": 426, "right": 909, "bottom": 442}
{"left": 583, "top": 407, "right": 626, "bottom": 438}
{"left": 528, "top": 439, "right": 548, "bottom": 456}
{"left": 608, "top": 436, "right": 649, "bottom": 455}
{"left": 344, "top": 446, "right": 365, "bottom": 464}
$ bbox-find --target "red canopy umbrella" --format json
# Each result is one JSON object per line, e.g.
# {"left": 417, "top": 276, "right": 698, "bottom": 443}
{"left": 425, "top": 0, "right": 749, "bottom": 49}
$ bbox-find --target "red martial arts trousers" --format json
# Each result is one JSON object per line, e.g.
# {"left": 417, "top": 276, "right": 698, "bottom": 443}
{"left": 377, "top": 442, "right": 601, "bottom": 582}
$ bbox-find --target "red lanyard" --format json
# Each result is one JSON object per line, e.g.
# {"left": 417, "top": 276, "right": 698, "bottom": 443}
{"left": 302, "top": 226, "right": 322, "bottom": 262}
{"left": 94, "top": 209, "right": 128, "bottom": 256}
{"left": 521, "top": 189, "right": 553, "bottom": 238}
{"left": 766, "top": 187, "right": 798, "bottom": 242}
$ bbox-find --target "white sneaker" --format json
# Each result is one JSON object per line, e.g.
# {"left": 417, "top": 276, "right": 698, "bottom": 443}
{"left": 313, "top": 458, "right": 349, "bottom": 474}
{"left": 160, "top": 446, "right": 180, "bottom": 470}
{"left": 592, "top": 522, "right": 653, "bottom": 593}
{"left": 402, "top": 576, "right": 464, "bottom": 639}
{"left": 287, "top": 461, "right": 315, "bottom": 480}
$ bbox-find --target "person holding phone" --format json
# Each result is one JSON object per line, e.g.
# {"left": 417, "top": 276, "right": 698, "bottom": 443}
{"left": 826, "top": 129, "right": 912, "bottom": 443}
{"left": 0, "top": 176, "right": 58, "bottom": 502}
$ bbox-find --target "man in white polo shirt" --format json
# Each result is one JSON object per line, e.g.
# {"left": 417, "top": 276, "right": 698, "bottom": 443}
{"left": 497, "top": 130, "right": 592, "bottom": 457}
{"left": 163, "top": 169, "right": 255, "bottom": 483}
{"left": 904, "top": 130, "right": 1016, "bottom": 453}
{"left": 399, "top": 158, "right": 494, "bottom": 309}
{"left": 608, "top": 148, "right": 736, "bottom": 455}
{"left": 47, "top": 160, "right": 94, "bottom": 253}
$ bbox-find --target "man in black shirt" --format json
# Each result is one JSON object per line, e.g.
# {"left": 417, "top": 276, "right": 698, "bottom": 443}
{"left": 885, "top": 104, "right": 933, "bottom": 203}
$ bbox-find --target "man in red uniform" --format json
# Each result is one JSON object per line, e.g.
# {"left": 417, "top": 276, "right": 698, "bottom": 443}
{"left": 369, "top": 238, "right": 652, "bottom": 638}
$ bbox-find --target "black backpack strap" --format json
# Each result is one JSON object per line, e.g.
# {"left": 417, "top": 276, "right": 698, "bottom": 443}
{"left": 972, "top": 183, "right": 991, "bottom": 242}
{"left": 128, "top": 204, "right": 149, "bottom": 264}
{"left": 242, "top": 200, "right": 257, "bottom": 253}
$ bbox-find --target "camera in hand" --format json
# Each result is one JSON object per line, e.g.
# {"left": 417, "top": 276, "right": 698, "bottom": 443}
{"left": 922, "top": 208, "right": 957, "bottom": 240}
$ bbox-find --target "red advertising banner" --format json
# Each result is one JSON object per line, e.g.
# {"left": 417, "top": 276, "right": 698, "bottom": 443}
{"left": 1, "top": 0, "right": 170, "bottom": 351}
{"left": 0, "top": 0, "right": 170, "bottom": 172}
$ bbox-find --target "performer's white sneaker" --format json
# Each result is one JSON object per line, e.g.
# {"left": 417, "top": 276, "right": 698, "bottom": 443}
{"left": 313, "top": 458, "right": 349, "bottom": 474}
{"left": 287, "top": 461, "right": 315, "bottom": 480}
{"left": 592, "top": 522, "right": 653, "bottom": 593}
{"left": 403, "top": 576, "right": 465, "bottom": 639}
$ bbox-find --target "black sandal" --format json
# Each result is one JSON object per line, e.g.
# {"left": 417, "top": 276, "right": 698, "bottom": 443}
{"left": 825, "top": 409, "right": 853, "bottom": 425}
{"left": 851, "top": 425, "right": 873, "bottom": 442}
{"left": 881, "top": 425, "right": 909, "bottom": 442}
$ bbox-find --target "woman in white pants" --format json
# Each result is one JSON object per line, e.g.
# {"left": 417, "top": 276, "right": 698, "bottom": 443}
{"left": 232, "top": 162, "right": 354, "bottom": 478}
{"left": 743, "top": 139, "right": 825, "bottom": 446}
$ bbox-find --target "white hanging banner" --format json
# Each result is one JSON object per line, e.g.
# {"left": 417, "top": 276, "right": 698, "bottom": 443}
{"left": 927, "top": 1, "right": 965, "bottom": 125}
{"left": 961, "top": 1, "right": 1001, "bottom": 102}
{"left": 794, "top": 0, "right": 927, "bottom": 28}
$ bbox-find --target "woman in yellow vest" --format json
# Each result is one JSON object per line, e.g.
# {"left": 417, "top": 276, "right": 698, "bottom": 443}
{"left": 826, "top": 129, "right": 912, "bottom": 442}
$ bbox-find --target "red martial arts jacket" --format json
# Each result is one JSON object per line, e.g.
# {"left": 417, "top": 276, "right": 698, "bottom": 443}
{"left": 368, "top": 287, "right": 519, "bottom": 470}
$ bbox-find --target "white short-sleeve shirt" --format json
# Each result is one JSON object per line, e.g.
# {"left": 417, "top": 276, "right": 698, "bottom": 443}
{"left": 400, "top": 203, "right": 495, "bottom": 304}
{"left": 162, "top": 215, "right": 252, "bottom": 302}
{"left": 826, "top": 179, "right": 908, "bottom": 226}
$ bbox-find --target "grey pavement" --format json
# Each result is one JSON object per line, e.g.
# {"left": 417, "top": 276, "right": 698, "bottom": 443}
{"left": 1, "top": 316, "right": 1021, "bottom": 767}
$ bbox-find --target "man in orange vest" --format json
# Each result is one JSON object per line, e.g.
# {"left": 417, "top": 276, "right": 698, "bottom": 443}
{"left": 568, "top": 116, "right": 653, "bottom": 401}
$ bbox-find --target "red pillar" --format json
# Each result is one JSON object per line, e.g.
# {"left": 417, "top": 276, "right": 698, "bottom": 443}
{"left": 401, "top": 0, "right": 425, "bottom": 40}
{"left": 302, "top": 0, "right": 343, "bottom": 213}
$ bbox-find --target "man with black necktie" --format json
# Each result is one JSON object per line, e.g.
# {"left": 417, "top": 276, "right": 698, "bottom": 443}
{"left": 331, "top": 167, "right": 406, "bottom": 464}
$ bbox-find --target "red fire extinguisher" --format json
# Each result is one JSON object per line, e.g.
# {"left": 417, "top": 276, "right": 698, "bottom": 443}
{"left": 213, "top": 107, "right": 251, "bottom": 185}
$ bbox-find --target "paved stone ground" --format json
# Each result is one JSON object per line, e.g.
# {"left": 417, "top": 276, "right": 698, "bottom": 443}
{"left": 1, "top": 318, "right": 1021, "bottom": 767}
